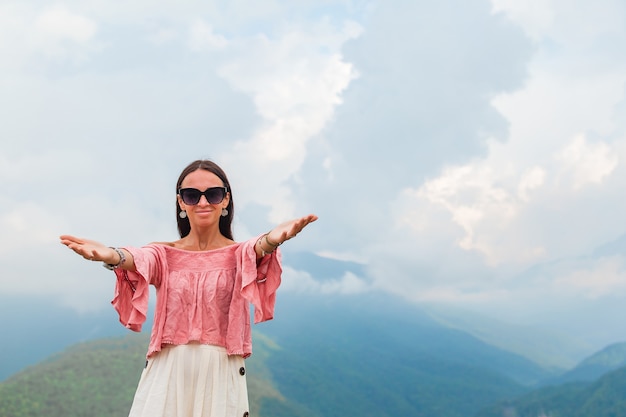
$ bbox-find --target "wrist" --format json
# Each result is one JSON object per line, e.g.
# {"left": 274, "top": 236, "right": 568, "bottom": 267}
{"left": 103, "top": 247, "right": 125, "bottom": 270}
{"left": 264, "top": 233, "right": 282, "bottom": 248}
{"left": 257, "top": 233, "right": 280, "bottom": 257}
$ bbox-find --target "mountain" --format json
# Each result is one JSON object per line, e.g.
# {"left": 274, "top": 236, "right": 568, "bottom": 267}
{"left": 256, "top": 294, "right": 529, "bottom": 417}
{"left": 0, "top": 333, "right": 147, "bottom": 417}
{"left": 265, "top": 293, "right": 554, "bottom": 387}
{"left": 6, "top": 250, "right": 617, "bottom": 416}
{"left": 474, "top": 340, "right": 626, "bottom": 417}
{"left": 475, "top": 365, "right": 626, "bottom": 417}
{"left": 0, "top": 332, "right": 294, "bottom": 417}
{"left": 1, "top": 250, "right": 572, "bottom": 384}
{"left": 13, "top": 342, "right": 626, "bottom": 417}
{"left": 425, "top": 306, "right": 591, "bottom": 371}
{"left": 0, "top": 294, "right": 138, "bottom": 382}
{"left": 545, "top": 341, "right": 626, "bottom": 385}
{"left": 0, "top": 292, "right": 555, "bottom": 417}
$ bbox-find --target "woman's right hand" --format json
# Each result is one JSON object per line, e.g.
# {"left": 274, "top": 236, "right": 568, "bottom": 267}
{"left": 59, "top": 235, "right": 118, "bottom": 264}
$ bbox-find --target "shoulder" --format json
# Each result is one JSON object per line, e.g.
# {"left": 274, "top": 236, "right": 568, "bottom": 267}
{"left": 149, "top": 241, "right": 176, "bottom": 247}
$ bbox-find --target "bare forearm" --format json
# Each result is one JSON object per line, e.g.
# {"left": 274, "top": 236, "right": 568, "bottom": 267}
{"left": 59, "top": 235, "right": 136, "bottom": 271}
{"left": 253, "top": 214, "right": 318, "bottom": 259}
{"left": 103, "top": 247, "right": 136, "bottom": 272}
{"left": 255, "top": 233, "right": 281, "bottom": 259}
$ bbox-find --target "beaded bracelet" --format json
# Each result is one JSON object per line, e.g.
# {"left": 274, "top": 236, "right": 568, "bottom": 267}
{"left": 257, "top": 233, "right": 282, "bottom": 257}
{"left": 264, "top": 234, "right": 282, "bottom": 248}
{"left": 103, "top": 247, "right": 126, "bottom": 270}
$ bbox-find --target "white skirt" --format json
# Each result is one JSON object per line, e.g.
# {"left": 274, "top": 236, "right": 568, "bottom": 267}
{"left": 128, "top": 343, "right": 249, "bottom": 417}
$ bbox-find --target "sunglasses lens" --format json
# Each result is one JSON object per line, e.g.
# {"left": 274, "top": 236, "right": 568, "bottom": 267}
{"left": 206, "top": 188, "right": 225, "bottom": 204}
{"left": 179, "top": 188, "right": 226, "bottom": 205}
{"left": 180, "top": 189, "right": 201, "bottom": 205}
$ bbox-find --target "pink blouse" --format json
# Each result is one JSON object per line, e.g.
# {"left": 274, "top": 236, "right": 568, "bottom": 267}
{"left": 110, "top": 236, "right": 281, "bottom": 359}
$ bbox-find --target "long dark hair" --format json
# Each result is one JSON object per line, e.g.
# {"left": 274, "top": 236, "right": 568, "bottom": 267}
{"left": 175, "top": 160, "right": 234, "bottom": 239}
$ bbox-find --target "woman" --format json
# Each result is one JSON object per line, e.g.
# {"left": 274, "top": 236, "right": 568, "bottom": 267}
{"left": 60, "top": 159, "right": 318, "bottom": 417}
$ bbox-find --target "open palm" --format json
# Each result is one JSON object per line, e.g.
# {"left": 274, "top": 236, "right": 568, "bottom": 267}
{"left": 267, "top": 214, "right": 318, "bottom": 245}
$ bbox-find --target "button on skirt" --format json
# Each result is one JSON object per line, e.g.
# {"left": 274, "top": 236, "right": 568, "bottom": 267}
{"left": 128, "top": 343, "right": 249, "bottom": 417}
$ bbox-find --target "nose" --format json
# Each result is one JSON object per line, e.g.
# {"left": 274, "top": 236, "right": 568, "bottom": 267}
{"left": 197, "top": 194, "right": 210, "bottom": 205}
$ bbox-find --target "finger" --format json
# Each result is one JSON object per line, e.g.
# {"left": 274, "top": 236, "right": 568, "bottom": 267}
{"left": 60, "top": 236, "right": 85, "bottom": 247}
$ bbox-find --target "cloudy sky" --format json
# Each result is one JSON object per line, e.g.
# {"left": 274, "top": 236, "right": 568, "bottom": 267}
{"left": 2, "top": 0, "right": 626, "bottom": 351}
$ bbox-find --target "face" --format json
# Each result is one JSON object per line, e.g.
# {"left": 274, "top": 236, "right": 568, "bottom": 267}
{"left": 177, "top": 169, "right": 230, "bottom": 229}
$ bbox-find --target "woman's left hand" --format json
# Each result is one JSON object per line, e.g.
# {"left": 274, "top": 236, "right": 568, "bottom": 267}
{"left": 267, "top": 214, "right": 318, "bottom": 246}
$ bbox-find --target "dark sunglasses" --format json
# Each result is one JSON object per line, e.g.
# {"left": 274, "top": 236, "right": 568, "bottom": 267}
{"left": 178, "top": 187, "right": 228, "bottom": 205}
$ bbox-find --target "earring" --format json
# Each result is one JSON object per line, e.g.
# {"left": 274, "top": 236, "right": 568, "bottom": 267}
{"left": 221, "top": 208, "right": 228, "bottom": 217}
{"left": 179, "top": 210, "right": 187, "bottom": 219}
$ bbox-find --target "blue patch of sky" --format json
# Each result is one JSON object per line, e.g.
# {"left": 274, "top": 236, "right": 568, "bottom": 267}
{"left": 217, "top": 1, "right": 368, "bottom": 40}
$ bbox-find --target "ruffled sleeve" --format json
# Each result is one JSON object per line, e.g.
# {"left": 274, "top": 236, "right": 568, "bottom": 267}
{"left": 110, "top": 245, "right": 165, "bottom": 332}
{"left": 238, "top": 236, "right": 282, "bottom": 324}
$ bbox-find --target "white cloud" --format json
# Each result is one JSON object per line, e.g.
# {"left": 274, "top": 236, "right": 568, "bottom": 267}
{"left": 188, "top": 20, "right": 228, "bottom": 50}
{"left": 314, "top": 250, "right": 367, "bottom": 264}
{"left": 490, "top": 0, "right": 554, "bottom": 41}
{"left": 34, "top": 7, "right": 97, "bottom": 44}
{"left": 555, "top": 134, "right": 618, "bottom": 190}
{"left": 552, "top": 256, "right": 626, "bottom": 299}
{"left": 0, "top": 204, "right": 63, "bottom": 251}
{"left": 491, "top": 0, "right": 626, "bottom": 46}
{"left": 517, "top": 166, "right": 545, "bottom": 202}
{"left": 406, "top": 156, "right": 544, "bottom": 266}
{"left": 0, "top": 149, "right": 95, "bottom": 184}
{"left": 390, "top": 0, "right": 624, "bottom": 271}
{"left": 352, "top": 2, "right": 626, "bottom": 346}
{"left": 0, "top": 4, "right": 98, "bottom": 71}
{"left": 0, "top": 3, "right": 365, "bottom": 310}
{"left": 215, "top": 21, "right": 361, "bottom": 222}
{"left": 281, "top": 267, "right": 371, "bottom": 295}
{"left": 146, "top": 28, "right": 180, "bottom": 45}
{"left": 397, "top": 131, "right": 620, "bottom": 267}
{"left": 410, "top": 286, "right": 511, "bottom": 305}
{"left": 1, "top": 0, "right": 626, "bottom": 349}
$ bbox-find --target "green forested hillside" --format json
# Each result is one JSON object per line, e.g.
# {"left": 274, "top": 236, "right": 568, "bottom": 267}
{"left": 6, "top": 329, "right": 626, "bottom": 417}
{"left": 1, "top": 293, "right": 568, "bottom": 417}
{"left": 551, "top": 342, "right": 626, "bottom": 384}
{"left": 260, "top": 300, "right": 529, "bottom": 417}
{"left": 476, "top": 365, "right": 626, "bottom": 417}
{"left": 0, "top": 327, "right": 526, "bottom": 417}
{"left": 8, "top": 294, "right": 602, "bottom": 417}
{"left": 0, "top": 332, "right": 291, "bottom": 417}
{"left": 0, "top": 334, "right": 146, "bottom": 417}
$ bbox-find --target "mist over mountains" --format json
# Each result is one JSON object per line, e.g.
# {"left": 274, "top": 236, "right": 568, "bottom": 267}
{"left": 2, "top": 249, "right": 620, "bottom": 383}
{"left": 3, "top": 251, "right": 626, "bottom": 416}
{"left": 3, "top": 290, "right": 626, "bottom": 416}
{"left": 0, "top": 294, "right": 129, "bottom": 381}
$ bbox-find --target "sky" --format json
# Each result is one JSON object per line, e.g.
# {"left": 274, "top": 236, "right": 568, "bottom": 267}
{"left": 1, "top": 0, "right": 626, "bottom": 352}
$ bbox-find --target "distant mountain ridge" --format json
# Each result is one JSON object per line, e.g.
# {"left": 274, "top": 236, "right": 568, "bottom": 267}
{"left": 4, "top": 251, "right": 625, "bottom": 416}
{"left": 3, "top": 291, "right": 626, "bottom": 416}
{"left": 425, "top": 306, "right": 592, "bottom": 370}
{"left": 0, "top": 332, "right": 292, "bottom": 417}
{"left": 548, "top": 341, "right": 626, "bottom": 384}
{"left": 476, "top": 365, "right": 626, "bottom": 417}
{"left": 2, "top": 250, "right": 585, "bottom": 383}
{"left": 0, "top": 294, "right": 132, "bottom": 381}
{"left": 1, "top": 292, "right": 550, "bottom": 417}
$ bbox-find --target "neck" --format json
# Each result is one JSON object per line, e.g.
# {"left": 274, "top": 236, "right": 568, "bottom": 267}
{"left": 183, "top": 227, "right": 225, "bottom": 251}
